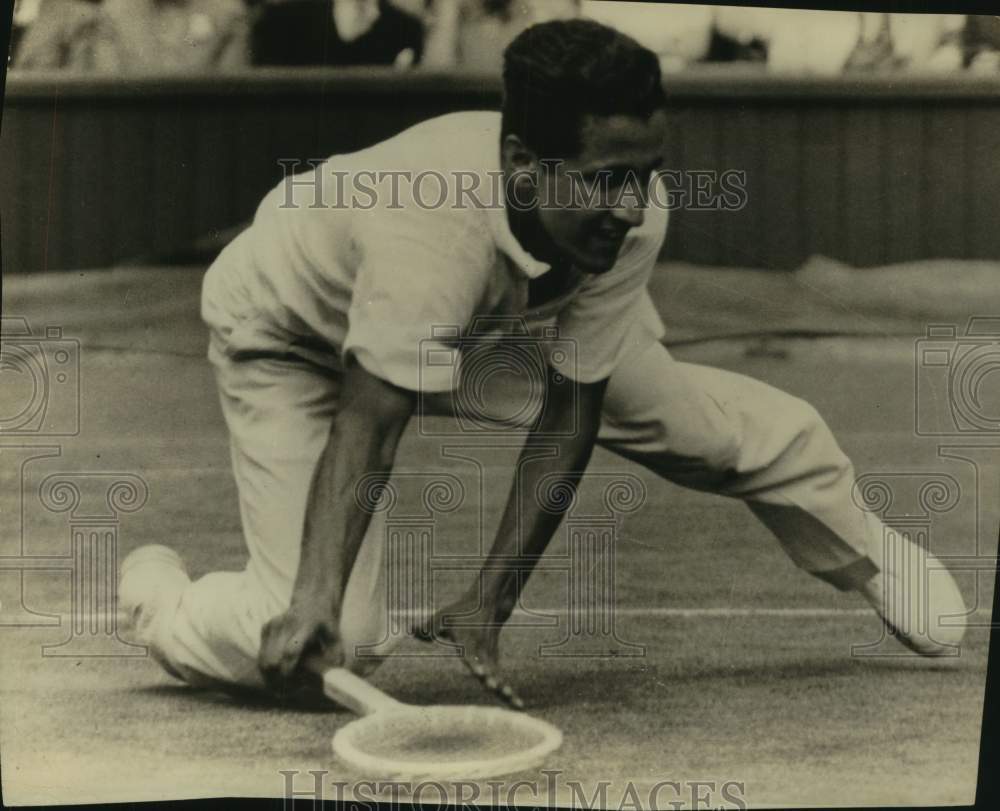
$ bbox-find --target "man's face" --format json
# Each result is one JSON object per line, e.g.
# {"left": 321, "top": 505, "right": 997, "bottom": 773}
{"left": 530, "top": 111, "right": 668, "bottom": 274}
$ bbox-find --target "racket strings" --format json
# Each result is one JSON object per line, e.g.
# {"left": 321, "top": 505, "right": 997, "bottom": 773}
{"left": 348, "top": 708, "right": 543, "bottom": 760}
{"left": 332, "top": 706, "right": 562, "bottom": 780}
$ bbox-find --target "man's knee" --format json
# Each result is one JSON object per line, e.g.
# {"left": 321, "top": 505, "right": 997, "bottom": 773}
{"left": 671, "top": 383, "right": 743, "bottom": 475}
{"left": 696, "top": 386, "right": 853, "bottom": 490}
{"left": 602, "top": 398, "right": 743, "bottom": 485}
{"left": 783, "top": 397, "right": 850, "bottom": 469}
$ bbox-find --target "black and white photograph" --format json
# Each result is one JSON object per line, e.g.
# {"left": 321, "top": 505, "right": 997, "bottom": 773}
{"left": 1, "top": 0, "right": 998, "bottom": 806}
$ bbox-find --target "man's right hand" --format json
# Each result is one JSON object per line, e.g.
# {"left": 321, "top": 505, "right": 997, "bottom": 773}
{"left": 259, "top": 599, "right": 344, "bottom": 694}
{"left": 258, "top": 361, "right": 414, "bottom": 698}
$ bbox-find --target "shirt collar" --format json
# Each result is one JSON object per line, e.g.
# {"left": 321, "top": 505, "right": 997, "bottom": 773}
{"left": 486, "top": 204, "right": 551, "bottom": 280}
{"left": 482, "top": 137, "right": 551, "bottom": 280}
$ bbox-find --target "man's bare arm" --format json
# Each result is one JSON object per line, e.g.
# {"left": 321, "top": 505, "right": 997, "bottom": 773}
{"left": 479, "top": 368, "right": 607, "bottom": 623}
{"left": 258, "top": 359, "right": 414, "bottom": 691}
{"left": 423, "top": 366, "right": 608, "bottom": 706}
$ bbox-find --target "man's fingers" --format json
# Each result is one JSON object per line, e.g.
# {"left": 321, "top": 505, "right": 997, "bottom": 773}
{"left": 302, "top": 639, "right": 346, "bottom": 676}
{"left": 498, "top": 683, "right": 525, "bottom": 711}
{"left": 259, "top": 618, "right": 312, "bottom": 690}
{"left": 259, "top": 619, "right": 286, "bottom": 679}
{"left": 414, "top": 613, "right": 523, "bottom": 709}
{"left": 457, "top": 655, "right": 523, "bottom": 709}
{"left": 276, "top": 634, "right": 307, "bottom": 679}
{"left": 413, "top": 623, "right": 455, "bottom": 645}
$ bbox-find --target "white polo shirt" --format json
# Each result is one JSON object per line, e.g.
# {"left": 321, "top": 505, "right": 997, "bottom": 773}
{"left": 202, "top": 111, "right": 667, "bottom": 391}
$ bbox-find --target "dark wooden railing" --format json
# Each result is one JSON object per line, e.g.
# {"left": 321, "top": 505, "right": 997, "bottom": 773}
{"left": 2, "top": 67, "right": 999, "bottom": 272}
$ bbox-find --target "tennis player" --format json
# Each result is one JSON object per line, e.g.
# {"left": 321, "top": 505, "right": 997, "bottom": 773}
{"left": 120, "top": 19, "right": 966, "bottom": 706}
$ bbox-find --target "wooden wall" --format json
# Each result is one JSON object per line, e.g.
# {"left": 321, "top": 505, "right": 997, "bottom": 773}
{"left": 2, "top": 68, "right": 999, "bottom": 272}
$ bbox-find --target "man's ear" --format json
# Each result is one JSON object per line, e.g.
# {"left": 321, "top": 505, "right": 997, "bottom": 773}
{"left": 501, "top": 133, "right": 538, "bottom": 177}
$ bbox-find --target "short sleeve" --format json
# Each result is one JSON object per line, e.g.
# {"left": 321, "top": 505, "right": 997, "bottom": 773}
{"left": 552, "top": 203, "right": 668, "bottom": 383}
{"left": 342, "top": 208, "right": 495, "bottom": 392}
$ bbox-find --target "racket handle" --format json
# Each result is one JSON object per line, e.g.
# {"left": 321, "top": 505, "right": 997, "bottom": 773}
{"left": 322, "top": 668, "right": 405, "bottom": 716}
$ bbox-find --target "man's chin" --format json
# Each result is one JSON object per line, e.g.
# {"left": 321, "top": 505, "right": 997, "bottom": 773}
{"left": 574, "top": 250, "right": 620, "bottom": 275}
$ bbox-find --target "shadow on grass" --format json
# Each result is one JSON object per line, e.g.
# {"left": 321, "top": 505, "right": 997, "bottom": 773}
{"left": 136, "top": 682, "right": 348, "bottom": 715}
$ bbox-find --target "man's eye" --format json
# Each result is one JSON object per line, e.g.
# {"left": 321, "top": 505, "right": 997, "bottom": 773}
{"left": 607, "top": 170, "right": 632, "bottom": 188}
{"left": 573, "top": 175, "right": 609, "bottom": 200}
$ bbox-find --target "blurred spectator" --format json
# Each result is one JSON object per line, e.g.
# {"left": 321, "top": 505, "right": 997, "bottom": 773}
{"left": 9, "top": 1, "right": 989, "bottom": 76}
{"left": 705, "top": 6, "right": 766, "bottom": 65}
{"left": 715, "top": 7, "right": 861, "bottom": 75}
{"left": 714, "top": 8, "right": 966, "bottom": 76}
{"left": 899, "top": 14, "right": 965, "bottom": 72}
{"left": 10, "top": 0, "right": 44, "bottom": 63}
{"left": 581, "top": 1, "right": 713, "bottom": 73}
{"left": 15, "top": 0, "right": 250, "bottom": 72}
{"left": 845, "top": 14, "right": 966, "bottom": 73}
{"left": 888, "top": 14, "right": 964, "bottom": 72}
{"left": 765, "top": 12, "right": 860, "bottom": 75}
{"left": 422, "top": 0, "right": 578, "bottom": 72}
{"left": 13, "top": 0, "right": 99, "bottom": 69}
{"left": 965, "top": 15, "right": 1000, "bottom": 73}
{"left": 386, "top": 0, "right": 427, "bottom": 18}
{"left": 842, "top": 14, "right": 897, "bottom": 72}
{"left": 251, "top": 0, "right": 424, "bottom": 67}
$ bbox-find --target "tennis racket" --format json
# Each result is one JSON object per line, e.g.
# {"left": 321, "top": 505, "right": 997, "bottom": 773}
{"left": 322, "top": 667, "right": 563, "bottom": 781}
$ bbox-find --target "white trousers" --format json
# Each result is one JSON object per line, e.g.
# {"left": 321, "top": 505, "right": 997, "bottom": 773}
{"left": 153, "top": 333, "right": 883, "bottom": 690}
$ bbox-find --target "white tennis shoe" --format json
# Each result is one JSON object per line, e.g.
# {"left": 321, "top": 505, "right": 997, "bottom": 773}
{"left": 119, "top": 544, "right": 190, "bottom": 678}
{"left": 856, "top": 533, "right": 967, "bottom": 656}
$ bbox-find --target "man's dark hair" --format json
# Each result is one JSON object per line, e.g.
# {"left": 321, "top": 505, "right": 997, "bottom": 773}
{"left": 502, "top": 19, "right": 667, "bottom": 160}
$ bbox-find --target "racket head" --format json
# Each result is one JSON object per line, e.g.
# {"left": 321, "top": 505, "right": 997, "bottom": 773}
{"left": 331, "top": 704, "right": 563, "bottom": 781}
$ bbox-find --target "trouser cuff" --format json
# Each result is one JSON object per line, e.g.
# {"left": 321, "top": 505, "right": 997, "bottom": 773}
{"left": 811, "top": 556, "right": 879, "bottom": 591}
